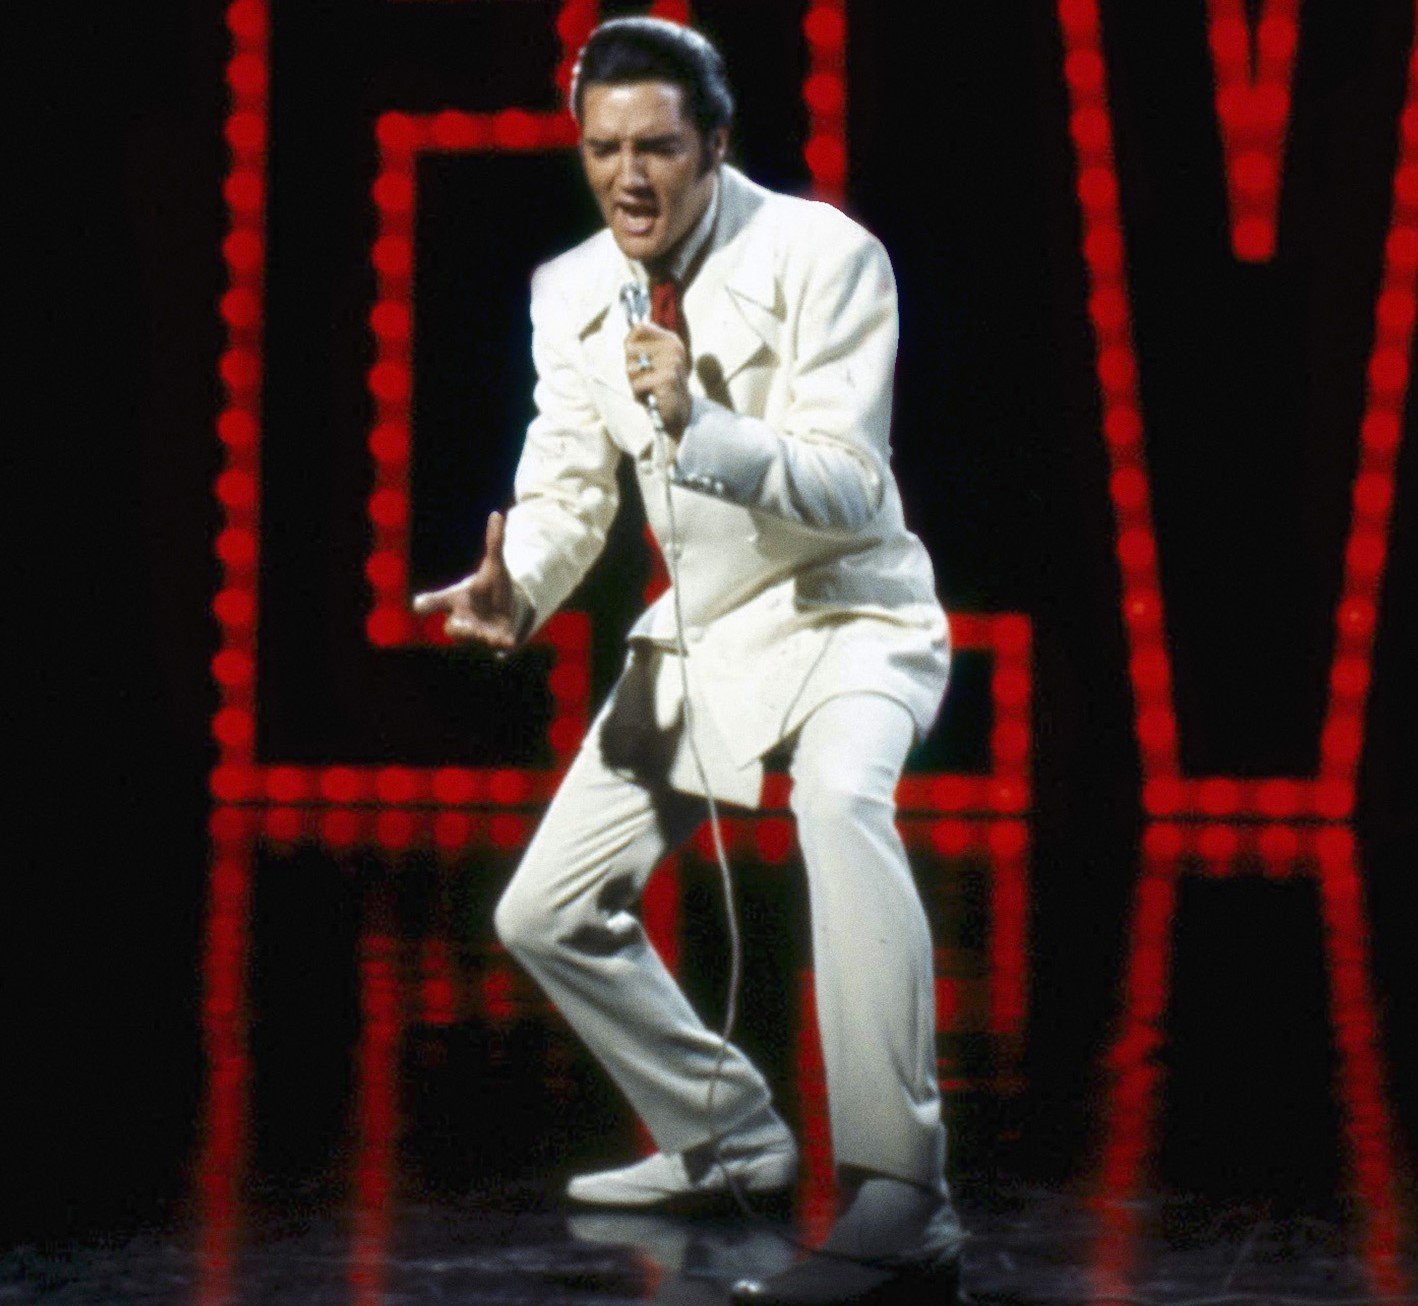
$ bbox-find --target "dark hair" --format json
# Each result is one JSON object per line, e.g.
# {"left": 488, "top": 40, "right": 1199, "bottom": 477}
{"left": 570, "top": 17, "right": 734, "bottom": 139}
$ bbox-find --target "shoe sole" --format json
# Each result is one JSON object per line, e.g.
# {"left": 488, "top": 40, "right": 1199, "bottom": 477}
{"left": 564, "top": 1185, "right": 795, "bottom": 1219}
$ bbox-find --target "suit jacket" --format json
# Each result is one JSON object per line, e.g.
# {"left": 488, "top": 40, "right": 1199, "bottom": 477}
{"left": 502, "top": 165, "right": 949, "bottom": 805}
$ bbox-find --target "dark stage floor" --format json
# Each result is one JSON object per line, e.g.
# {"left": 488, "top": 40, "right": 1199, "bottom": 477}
{"left": 7, "top": 815, "right": 1417, "bottom": 1304}
{"left": 10, "top": 1185, "right": 1412, "bottom": 1305}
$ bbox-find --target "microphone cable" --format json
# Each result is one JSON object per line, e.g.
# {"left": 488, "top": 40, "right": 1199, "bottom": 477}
{"left": 623, "top": 284, "right": 955, "bottom": 1276}
{"left": 620, "top": 285, "right": 745, "bottom": 1177}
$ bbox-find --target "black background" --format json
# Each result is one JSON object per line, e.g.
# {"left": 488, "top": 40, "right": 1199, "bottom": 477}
{"left": 14, "top": 0, "right": 1416, "bottom": 1249}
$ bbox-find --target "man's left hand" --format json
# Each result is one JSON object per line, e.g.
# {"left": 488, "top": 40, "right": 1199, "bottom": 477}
{"left": 625, "top": 322, "right": 691, "bottom": 438}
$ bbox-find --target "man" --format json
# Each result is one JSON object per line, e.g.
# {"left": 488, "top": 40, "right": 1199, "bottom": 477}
{"left": 414, "top": 18, "right": 965, "bottom": 1304}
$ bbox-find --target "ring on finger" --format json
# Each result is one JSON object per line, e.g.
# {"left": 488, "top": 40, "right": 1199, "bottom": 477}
{"left": 635, "top": 351, "right": 652, "bottom": 373}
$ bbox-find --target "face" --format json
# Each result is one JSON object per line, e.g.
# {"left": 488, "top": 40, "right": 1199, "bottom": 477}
{"left": 579, "top": 80, "right": 727, "bottom": 268}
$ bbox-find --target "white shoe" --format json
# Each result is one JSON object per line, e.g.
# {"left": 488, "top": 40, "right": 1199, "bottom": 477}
{"left": 566, "top": 1121, "right": 798, "bottom": 1211}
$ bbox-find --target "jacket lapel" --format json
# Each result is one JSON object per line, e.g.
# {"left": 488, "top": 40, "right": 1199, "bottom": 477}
{"left": 685, "top": 168, "right": 782, "bottom": 390}
{"left": 571, "top": 242, "right": 658, "bottom": 457}
{"left": 581, "top": 290, "right": 635, "bottom": 403}
{"left": 568, "top": 167, "right": 782, "bottom": 456}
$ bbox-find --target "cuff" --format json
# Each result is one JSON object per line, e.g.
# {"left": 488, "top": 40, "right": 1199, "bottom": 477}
{"left": 510, "top": 581, "right": 537, "bottom": 642}
{"left": 667, "top": 397, "right": 770, "bottom": 503}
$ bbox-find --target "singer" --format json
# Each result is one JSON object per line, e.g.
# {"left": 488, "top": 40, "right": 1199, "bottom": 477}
{"left": 415, "top": 18, "right": 965, "bottom": 1304}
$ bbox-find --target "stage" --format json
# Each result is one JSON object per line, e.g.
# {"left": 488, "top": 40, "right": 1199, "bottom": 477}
{"left": 13, "top": 0, "right": 1417, "bottom": 1301}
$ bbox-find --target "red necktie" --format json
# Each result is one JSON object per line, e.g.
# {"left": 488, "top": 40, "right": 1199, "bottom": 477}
{"left": 650, "top": 276, "right": 688, "bottom": 348}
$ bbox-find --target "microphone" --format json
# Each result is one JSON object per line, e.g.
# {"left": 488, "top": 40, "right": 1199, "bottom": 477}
{"left": 619, "top": 281, "right": 671, "bottom": 469}
{"left": 620, "top": 281, "right": 650, "bottom": 327}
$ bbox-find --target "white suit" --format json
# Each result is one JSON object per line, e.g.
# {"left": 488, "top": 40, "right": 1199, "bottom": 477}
{"left": 494, "top": 165, "right": 954, "bottom": 1191}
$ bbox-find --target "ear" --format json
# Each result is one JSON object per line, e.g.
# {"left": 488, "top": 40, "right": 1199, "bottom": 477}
{"left": 709, "top": 126, "right": 729, "bottom": 168}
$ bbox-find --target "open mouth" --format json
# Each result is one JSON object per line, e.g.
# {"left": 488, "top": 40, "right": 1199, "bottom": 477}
{"left": 615, "top": 200, "right": 660, "bottom": 239}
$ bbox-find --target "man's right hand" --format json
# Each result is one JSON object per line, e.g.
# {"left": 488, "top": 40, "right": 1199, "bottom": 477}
{"left": 412, "top": 511, "right": 525, "bottom": 653}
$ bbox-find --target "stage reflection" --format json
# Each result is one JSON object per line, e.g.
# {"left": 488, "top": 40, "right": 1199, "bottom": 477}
{"left": 175, "top": 805, "right": 1416, "bottom": 1304}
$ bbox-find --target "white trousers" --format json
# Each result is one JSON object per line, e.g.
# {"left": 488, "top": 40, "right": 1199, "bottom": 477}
{"left": 494, "top": 687, "right": 947, "bottom": 1190}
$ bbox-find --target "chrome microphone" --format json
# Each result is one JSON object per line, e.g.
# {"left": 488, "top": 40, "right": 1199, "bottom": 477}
{"left": 619, "top": 282, "right": 671, "bottom": 469}
{"left": 620, "top": 280, "right": 650, "bottom": 327}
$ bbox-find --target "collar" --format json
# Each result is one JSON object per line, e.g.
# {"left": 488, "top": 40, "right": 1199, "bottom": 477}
{"left": 571, "top": 166, "right": 773, "bottom": 336}
{"left": 624, "top": 170, "right": 721, "bottom": 288}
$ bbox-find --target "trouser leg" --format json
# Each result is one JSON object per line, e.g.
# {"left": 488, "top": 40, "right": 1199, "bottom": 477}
{"left": 788, "top": 693, "right": 947, "bottom": 1192}
{"left": 494, "top": 723, "right": 775, "bottom": 1155}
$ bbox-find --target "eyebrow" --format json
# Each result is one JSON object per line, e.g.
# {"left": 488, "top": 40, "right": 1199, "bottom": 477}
{"left": 583, "top": 133, "right": 687, "bottom": 150}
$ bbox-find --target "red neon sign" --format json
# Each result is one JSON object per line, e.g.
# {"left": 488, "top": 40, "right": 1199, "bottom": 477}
{"left": 350, "top": 932, "right": 402, "bottom": 1306}
{"left": 1092, "top": 829, "right": 1410, "bottom": 1299}
{"left": 212, "top": 0, "right": 1032, "bottom": 818}
{"left": 1060, "top": 5, "right": 1412, "bottom": 1295}
{"left": 365, "top": 0, "right": 846, "bottom": 653}
{"left": 204, "top": 9, "right": 1036, "bottom": 1217}
{"left": 1057, "top": 0, "right": 1416, "bottom": 821}
{"left": 1206, "top": 0, "right": 1301, "bottom": 262}
{"left": 194, "top": 808, "right": 257, "bottom": 1306}
{"left": 194, "top": 809, "right": 1031, "bottom": 1266}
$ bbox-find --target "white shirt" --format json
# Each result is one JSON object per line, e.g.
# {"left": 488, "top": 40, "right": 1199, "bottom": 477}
{"left": 623, "top": 171, "right": 721, "bottom": 290}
